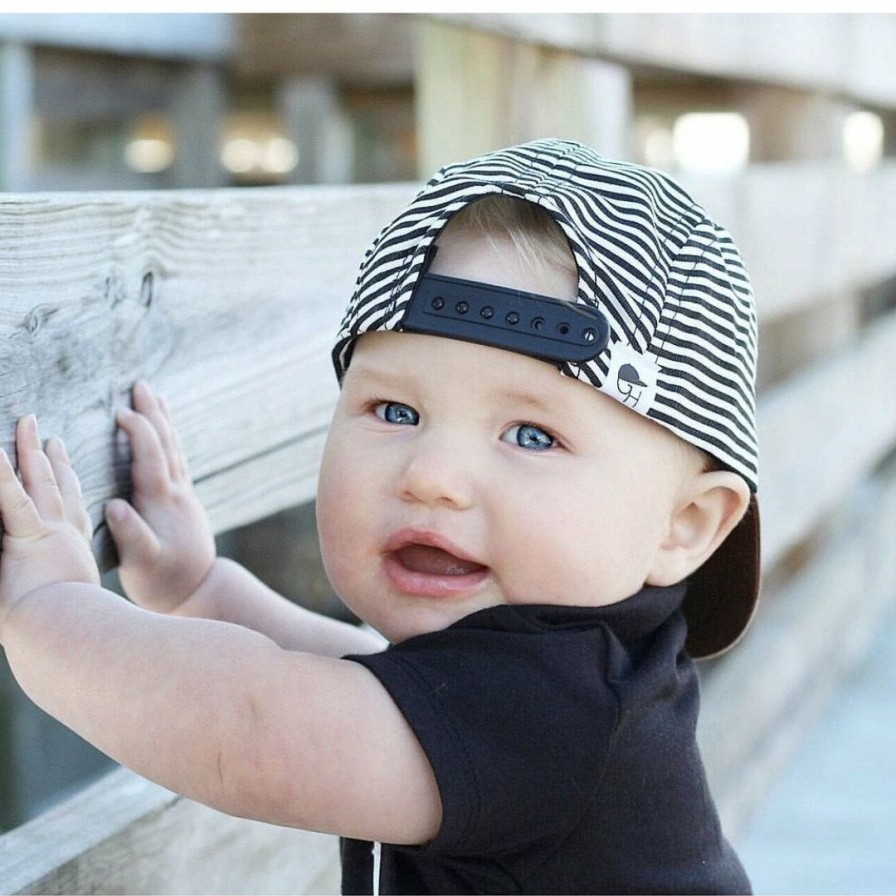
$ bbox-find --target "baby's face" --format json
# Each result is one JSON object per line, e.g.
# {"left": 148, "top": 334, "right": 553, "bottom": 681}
{"left": 318, "top": 332, "right": 699, "bottom": 643}
{"left": 317, "top": 232, "right": 701, "bottom": 643}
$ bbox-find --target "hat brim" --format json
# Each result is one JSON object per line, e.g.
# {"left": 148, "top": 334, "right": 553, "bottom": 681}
{"left": 682, "top": 495, "right": 761, "bottom": 659}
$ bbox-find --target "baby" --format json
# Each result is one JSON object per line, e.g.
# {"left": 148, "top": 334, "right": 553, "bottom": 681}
{"left": 0, "top": 140, "right": 759, "bottom": 894}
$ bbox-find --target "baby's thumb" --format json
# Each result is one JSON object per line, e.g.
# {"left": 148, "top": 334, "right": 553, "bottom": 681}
{"left": 104, "top": 499, "right": 160, "bottom": 569}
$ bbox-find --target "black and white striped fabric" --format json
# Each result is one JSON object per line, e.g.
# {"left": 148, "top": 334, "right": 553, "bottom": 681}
{"left": 332, "top": 139, "right": 758, "bottom": 493}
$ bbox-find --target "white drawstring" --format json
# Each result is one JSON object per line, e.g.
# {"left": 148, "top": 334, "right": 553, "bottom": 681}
{"left": 372, "top": 841, "right": 382, "bottom": 896}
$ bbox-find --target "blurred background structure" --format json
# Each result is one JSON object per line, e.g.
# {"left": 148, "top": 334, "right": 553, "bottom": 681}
{"left": 5, "top": 12, "right": 891, "bottom": 193}
{"left": 1, "top": 12, "right": 895, "bottom": 895}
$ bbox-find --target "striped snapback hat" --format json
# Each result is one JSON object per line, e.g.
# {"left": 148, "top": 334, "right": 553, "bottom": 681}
{"left": 332, "top": 139, "right": 760, "bottom": 658}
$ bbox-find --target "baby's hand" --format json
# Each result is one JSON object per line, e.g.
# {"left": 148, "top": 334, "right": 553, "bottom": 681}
{"left": 105, "top": 382, "right": 216, "bottom": 614}
{"left": 0, "top": 416, "right": 100, "bottom": 636}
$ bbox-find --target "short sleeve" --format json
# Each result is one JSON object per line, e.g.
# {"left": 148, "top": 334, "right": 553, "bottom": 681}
{"left": 347, "top": 607, "right": 620, "bottom": 857}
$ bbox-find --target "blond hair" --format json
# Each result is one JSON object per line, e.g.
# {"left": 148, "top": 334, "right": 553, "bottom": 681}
{"left": 441, "top": 195, "right": 577, "bottom": 285}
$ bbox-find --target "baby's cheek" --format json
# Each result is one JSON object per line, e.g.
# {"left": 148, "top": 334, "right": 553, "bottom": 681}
{"left": 316, "top": 482, "right": 355, "bottom": 585}
{"left": 499, "top": 528, "right": 563, "bottom": 599}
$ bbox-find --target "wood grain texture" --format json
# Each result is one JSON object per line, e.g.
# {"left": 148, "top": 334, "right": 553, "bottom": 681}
{"left": 0, "top": 766, "right": 340, "bottom": 895}
{"left": 699, "top": 459, "right": 896, "bottom": 840}
{"left": 4, "top": 165, "right": 895, "bottom": 566}
{"left": 0, "top": 184, "right": 415, "bottom": 566}
{"left": 759, "top": 308, "right": 896, "bottom": 570}
{"left": 437, "top": 14, "right": 896, "bottom": 108}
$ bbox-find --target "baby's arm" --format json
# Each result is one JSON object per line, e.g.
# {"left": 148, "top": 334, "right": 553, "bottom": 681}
{"left": 106, "top": 382, "right": 380, "bottom": 657}
{"left": 0, "top": 417, "right": 440, "bottom": 845}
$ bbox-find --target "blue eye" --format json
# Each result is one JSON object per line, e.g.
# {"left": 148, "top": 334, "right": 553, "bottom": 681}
{"left": 375, "top": 402, "right": 419, "bottom": 425}
{"left": 503, "top": 423, "right": 555, "bottom": 451}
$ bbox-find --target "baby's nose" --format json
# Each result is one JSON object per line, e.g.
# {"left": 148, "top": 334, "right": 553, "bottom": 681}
{"left": 397, "top": 428, "right": 476, "bottom": 510}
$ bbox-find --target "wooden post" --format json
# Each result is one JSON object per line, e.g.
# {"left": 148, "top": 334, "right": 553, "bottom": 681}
{"left": 415, "top": 18, "right": 631, "bottom": 177}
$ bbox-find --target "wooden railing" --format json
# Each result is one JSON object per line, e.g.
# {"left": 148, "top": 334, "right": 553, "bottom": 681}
{"left": 1, "top": 160, "right": 896, "bottom": 893}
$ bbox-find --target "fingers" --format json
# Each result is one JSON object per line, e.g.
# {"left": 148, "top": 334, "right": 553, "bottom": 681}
{"left": 45, "top": 436, "right": 93, "bottom": 541}
{"left": 0, "top": 418, "right": 89, "bottom": 540}
{"left": 116, "top": 406, "right": 168, "bottom": 497}
{"left": 14, "top": 416, "right": 65, "bottom": 521}
{"left": 3, "top": 385, "right": 183, "bottom": 543}
{"left": 131, "top": 381, "right": 188, "bottom": 480}
{"left": 117, "top": 382, "right": 188, "bottom": 496}
{"left": 0, "top": 446, "right": 43, "bottom": 539}
{"left": 104, "top": 498, "right": 161, "bottom": 568}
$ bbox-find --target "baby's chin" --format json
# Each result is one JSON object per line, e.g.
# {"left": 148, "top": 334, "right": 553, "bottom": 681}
{"left": 368, "top": 598, "right": 505, "bottom": 646}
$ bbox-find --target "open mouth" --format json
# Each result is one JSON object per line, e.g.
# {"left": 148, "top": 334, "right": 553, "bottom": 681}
{"left": 393, "top": 543, "right": 487, "bottom": 578}
{"left": 383, "top": 534, "right": 489, "bottom": 597}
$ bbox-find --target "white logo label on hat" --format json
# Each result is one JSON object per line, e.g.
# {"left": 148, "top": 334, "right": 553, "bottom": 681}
{"left": 603, "top": 343, "right": 659, "bottom": 413}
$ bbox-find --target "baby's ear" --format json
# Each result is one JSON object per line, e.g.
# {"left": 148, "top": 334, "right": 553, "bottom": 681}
{"left": 647, "top": 471, "right": 751, "bottom": 588}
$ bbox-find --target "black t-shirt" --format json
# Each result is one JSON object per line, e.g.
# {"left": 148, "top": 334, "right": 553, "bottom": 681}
{"left": 341, "top": 585, "right": 750, "bottom": 894}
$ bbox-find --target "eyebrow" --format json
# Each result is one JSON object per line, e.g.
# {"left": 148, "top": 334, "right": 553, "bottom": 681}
{"left": 348, "top": 355, "right": 571, "bottom": 417}
{"left": 493, "top": 388, "right": 558, "bottom": 415}
{"left": 344, "top": 360, "right": 407, "bottom": 390}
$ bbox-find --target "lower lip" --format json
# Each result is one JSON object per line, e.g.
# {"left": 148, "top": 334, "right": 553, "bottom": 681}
{"left": 382, "top": 552, "right": 490, "bottom": 598}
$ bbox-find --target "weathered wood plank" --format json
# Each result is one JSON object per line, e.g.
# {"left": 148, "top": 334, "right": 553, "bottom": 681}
{"left": 0, "top": 766, "right": 340, "bottom": 895}
{"left": 416, "top": 19, "right": 631, "bottom": 176}
{"left": 3, "top": 168, "right": 896, "bottom": 564}
{"left": 758, "top": 307, "right": 896, "bottom": 572}
{"left": 0, "top": 184, "right": 415, "bottom": 565}
{"left": 677, "top": 161, "right": 896, "bottom": 323}
{"left": 437, "top": 14, "right": 896, "bottom": 109}
{"left": 698, "top": 458, "right": 896, "bottom": 840}
{"left": 236, "top": 13, "right": 416, "bottom": 84}
{"left": 0, "top": 12, "right": 233, "bottom": 62}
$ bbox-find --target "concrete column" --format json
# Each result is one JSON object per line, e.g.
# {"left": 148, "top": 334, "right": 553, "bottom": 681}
{"left": 169, "top": 63, "right": 228, "bottom": 188}
{"left": 0, "top": 42, "right": 34, "bottom": 191}
{"left": 278, "top": 75, "right": 353, "bottom": 184}
{"left": 572, "top": 56, "right": 632, "bottom": 161}
{"left": 739, "top": 85, "right": 852, "bottom": 162}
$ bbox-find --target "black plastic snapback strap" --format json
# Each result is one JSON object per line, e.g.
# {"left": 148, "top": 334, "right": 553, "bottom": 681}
{"left": 402, "top": 273, "right": 610, "bottom": 364}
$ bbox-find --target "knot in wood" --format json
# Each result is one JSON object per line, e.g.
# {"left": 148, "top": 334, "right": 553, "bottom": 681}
{"left": 24, "top": 304, "right": 57, "bottom": 336}
{"left": 140, "top": 271, "right": 154, "bottom": 308}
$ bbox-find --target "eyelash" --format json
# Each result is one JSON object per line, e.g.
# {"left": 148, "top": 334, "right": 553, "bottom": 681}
{"left": 368, "top": 401, "right": 561, "bottom": 451}
{"left": 371, "top": 400, "right": 418, "bottom": 425}
{"left": 502, "top": 422, "right": 557, "bottom": 451}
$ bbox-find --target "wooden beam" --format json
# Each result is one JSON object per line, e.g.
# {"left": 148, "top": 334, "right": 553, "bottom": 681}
{"left": 0, "top": 42, "right": 33, "bottom": 191}
{"left": 699, "top": 459, "right": 896, "bottom": 840}
{"left": 416, "top": 19, "right": 632, "bottom": 178}
{"left": 758, "top": 308, "right": 896, "bottom": 571}
{"left": 234, "top": 13, "right": 415, "bottom": 85}
{"left": 0, "top": 766, "right": 340, "bottom": 895}
{"left": 2, "top": 165, "right": 896, "bottom": 565}
{"left": 0, "top": 184, "right": 415, "bottom": 566}
{"left": 437, "top": 14, "right": 896, "bottom": 110}
{"left": 0, "top": 13, "right": 233, "bottom": 62}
